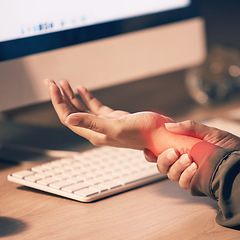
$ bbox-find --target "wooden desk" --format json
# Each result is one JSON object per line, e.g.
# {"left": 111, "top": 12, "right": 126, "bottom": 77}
{"left": 1, "top": 159, "right": 240, "bottom": 240}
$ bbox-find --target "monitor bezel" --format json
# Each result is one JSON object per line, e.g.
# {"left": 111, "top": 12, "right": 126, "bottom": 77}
{"left": 0, "top": 1, "right": 199, "bottom": 62}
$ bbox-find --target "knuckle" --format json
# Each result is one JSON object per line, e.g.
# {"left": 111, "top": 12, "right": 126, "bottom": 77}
{"left": 185, "top": 120, "right": 197, "bottom": 131}
{"left": 87, "top": 120, "right": 97, "bottom": 131}
{"left": 184, "top": 120, "right": 196, "bottom": 130}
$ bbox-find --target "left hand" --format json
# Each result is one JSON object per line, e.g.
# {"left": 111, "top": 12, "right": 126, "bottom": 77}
{"left": 44, "top": 79, "right": 172, "bottom": 151}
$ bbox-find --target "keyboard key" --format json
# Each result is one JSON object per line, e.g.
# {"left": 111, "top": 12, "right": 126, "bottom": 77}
{"left": 31, "top": 166, "right": 46, "bottom": 173}
{"left": 101, "top": 180, "right": 122, "bottom": 189}
{"left": 74, "top": 187, "right": 99, "bottom": 197}
{"left": 94, "top": 184, "right": 108, "bottom": 192}
{"left": 62, "top": 182, "right": 90, "bottom": 193}
{"left": 49, "top": 180, "right": 75, "bottom": 190}
{"left": 12, "top": 170, "right": 34, "bottom": 179}
{"left": 37, "top": 177, "right": 58, "bottom": 186}
{"left": 24, "top": 174, "right": 44, "bottom": 182}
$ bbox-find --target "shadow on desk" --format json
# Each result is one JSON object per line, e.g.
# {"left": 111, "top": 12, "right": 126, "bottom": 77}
{"left": 0, "top": 217, "right": 27, "bottom": 238}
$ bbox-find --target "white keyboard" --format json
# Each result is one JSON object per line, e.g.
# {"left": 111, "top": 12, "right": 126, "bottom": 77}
{"left": 8, "top": 147, "right": 164, "bottom": 202}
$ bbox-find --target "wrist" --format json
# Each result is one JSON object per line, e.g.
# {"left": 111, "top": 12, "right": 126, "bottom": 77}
{"left": 148, "top": 126, "right": 202, "bottom": 156}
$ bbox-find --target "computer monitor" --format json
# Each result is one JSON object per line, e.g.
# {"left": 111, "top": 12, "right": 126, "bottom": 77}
{"left": 0, "top": 0, "right": 206, "bottom": 112}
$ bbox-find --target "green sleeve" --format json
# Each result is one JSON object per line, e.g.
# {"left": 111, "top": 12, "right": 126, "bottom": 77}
{"left": 190, "top": 142, "right": 240, "bottom": 229}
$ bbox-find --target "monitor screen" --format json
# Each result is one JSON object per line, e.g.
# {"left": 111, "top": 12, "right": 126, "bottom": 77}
{"left": 0, "top": 0, "right": 205, "bottom": 111}
{"left": 0, "top": 0, "right": 192, "bottom": 61}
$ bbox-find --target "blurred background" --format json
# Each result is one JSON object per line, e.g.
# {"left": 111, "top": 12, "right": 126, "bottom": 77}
{"left": 200, "top": 0, "right": 240, "bottom": 49}
{"left": 91, "top": 0, "right": 240, "bottom": 120}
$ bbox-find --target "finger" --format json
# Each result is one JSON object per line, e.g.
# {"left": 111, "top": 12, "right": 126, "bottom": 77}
{"left": 59, "top": 80, "right": 88, "bottom": 112}
{"left": 165, "top": 120, "right": 209, "bottom": 140}
{"left": 65, "top": 112, "right": 120, "bottom": 138}
{"left": 43, "top": 78, "right": 56, "bottom": 95}
{"left": 144, "top": 149, "right": 157, "bottom": 163}
{"left": 48, "top": 81, "right": 77, "bottom": 124}
{"left": 178, "top": 162, "right": 198, "bottom": 190}
{"left": 167, "top": 154, "right": 192, "bottom": 182}
{"left": 68, "top": 125, "right": 122, "bottom": 147}
{"left": 156, "top": 148, "right": 179, "bottom": 174}
{"left": 76, "top": 85, "right": 114, "bottom": 115}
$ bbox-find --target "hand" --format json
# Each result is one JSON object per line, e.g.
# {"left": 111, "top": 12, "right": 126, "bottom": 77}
{"left": 145, "top": 120, "right": 240, "bottom": 190}
{"left": 144, "top": 148, "right": 197, "bottom": 190}
{"left": 165, "top": 120, "right": 240, "bottom": 150}
{"left": 44, "top": 79, "right": 173, "bottom": 151}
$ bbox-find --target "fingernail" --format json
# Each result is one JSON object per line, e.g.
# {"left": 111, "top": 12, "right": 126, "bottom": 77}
{"left": 167, "top": 149, "right": 178, "bottom": 160}
{"left": 48, "top": 82, "right": 56, "bottom": 90}
{"left": 179, "top": 154, "right": 191, "bottom": 165}
{"left": 43, "top": 78, "right": 49, "bottom": 84}
{"left": 76, "top": 85, "right": 86, "bottom": 91}
{"left": 43, "top": 79, "right": 55, "bottom": 86}
{"left": 188, "top": 162, "right": 198, "bottom": 172}
{"left": 165, "top": 122, "right": 180, "bottom": 130}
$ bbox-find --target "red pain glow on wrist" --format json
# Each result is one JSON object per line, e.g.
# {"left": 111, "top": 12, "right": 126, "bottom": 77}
{"left": 190, "top": 142, "right": 218, "bottom": 166}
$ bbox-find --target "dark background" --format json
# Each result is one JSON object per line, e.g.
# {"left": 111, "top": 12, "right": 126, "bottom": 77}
{"left": 200, "top": 0, "right": 240, "bottom": 50}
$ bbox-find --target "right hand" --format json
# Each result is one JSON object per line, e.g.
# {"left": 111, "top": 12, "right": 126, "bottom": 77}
{"left": 165, "top": 120, "right": 240, "bottom": 150}
{"left": 145, "top": 120, "right": 240, "bottom": 190}
{"left": 144, "top": 148, "right": 197, "bottom": 190}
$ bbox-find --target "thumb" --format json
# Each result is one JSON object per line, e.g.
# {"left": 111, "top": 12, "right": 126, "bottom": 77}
{"left": 66, "top": 112, "right": 120, "bottom": 137}
{"left": 164, "top": 120, "right": 209, "bottom": 140}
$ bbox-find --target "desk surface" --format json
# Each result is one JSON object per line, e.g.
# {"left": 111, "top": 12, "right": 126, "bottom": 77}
{"left": 1, "top": 160, "right": 240, "bottom": 240}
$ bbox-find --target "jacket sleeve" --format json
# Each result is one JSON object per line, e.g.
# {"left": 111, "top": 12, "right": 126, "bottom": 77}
{"left": 190, "top": 142, "right": 240, "bottom": 229}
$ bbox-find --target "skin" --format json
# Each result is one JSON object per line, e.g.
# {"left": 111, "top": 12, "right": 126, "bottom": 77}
{"left": 145, "top": 120, "right": 240, "bottom": 190}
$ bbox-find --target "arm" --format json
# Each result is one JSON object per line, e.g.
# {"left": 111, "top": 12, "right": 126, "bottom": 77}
{"left": 147, "top": 120, "right": 240, "bottom": 228}
{"left": 44, "top": 79, "right": 202, "bottom": 156}
{"left": 190, "top": 142, "right": 240, "bottom": 229}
